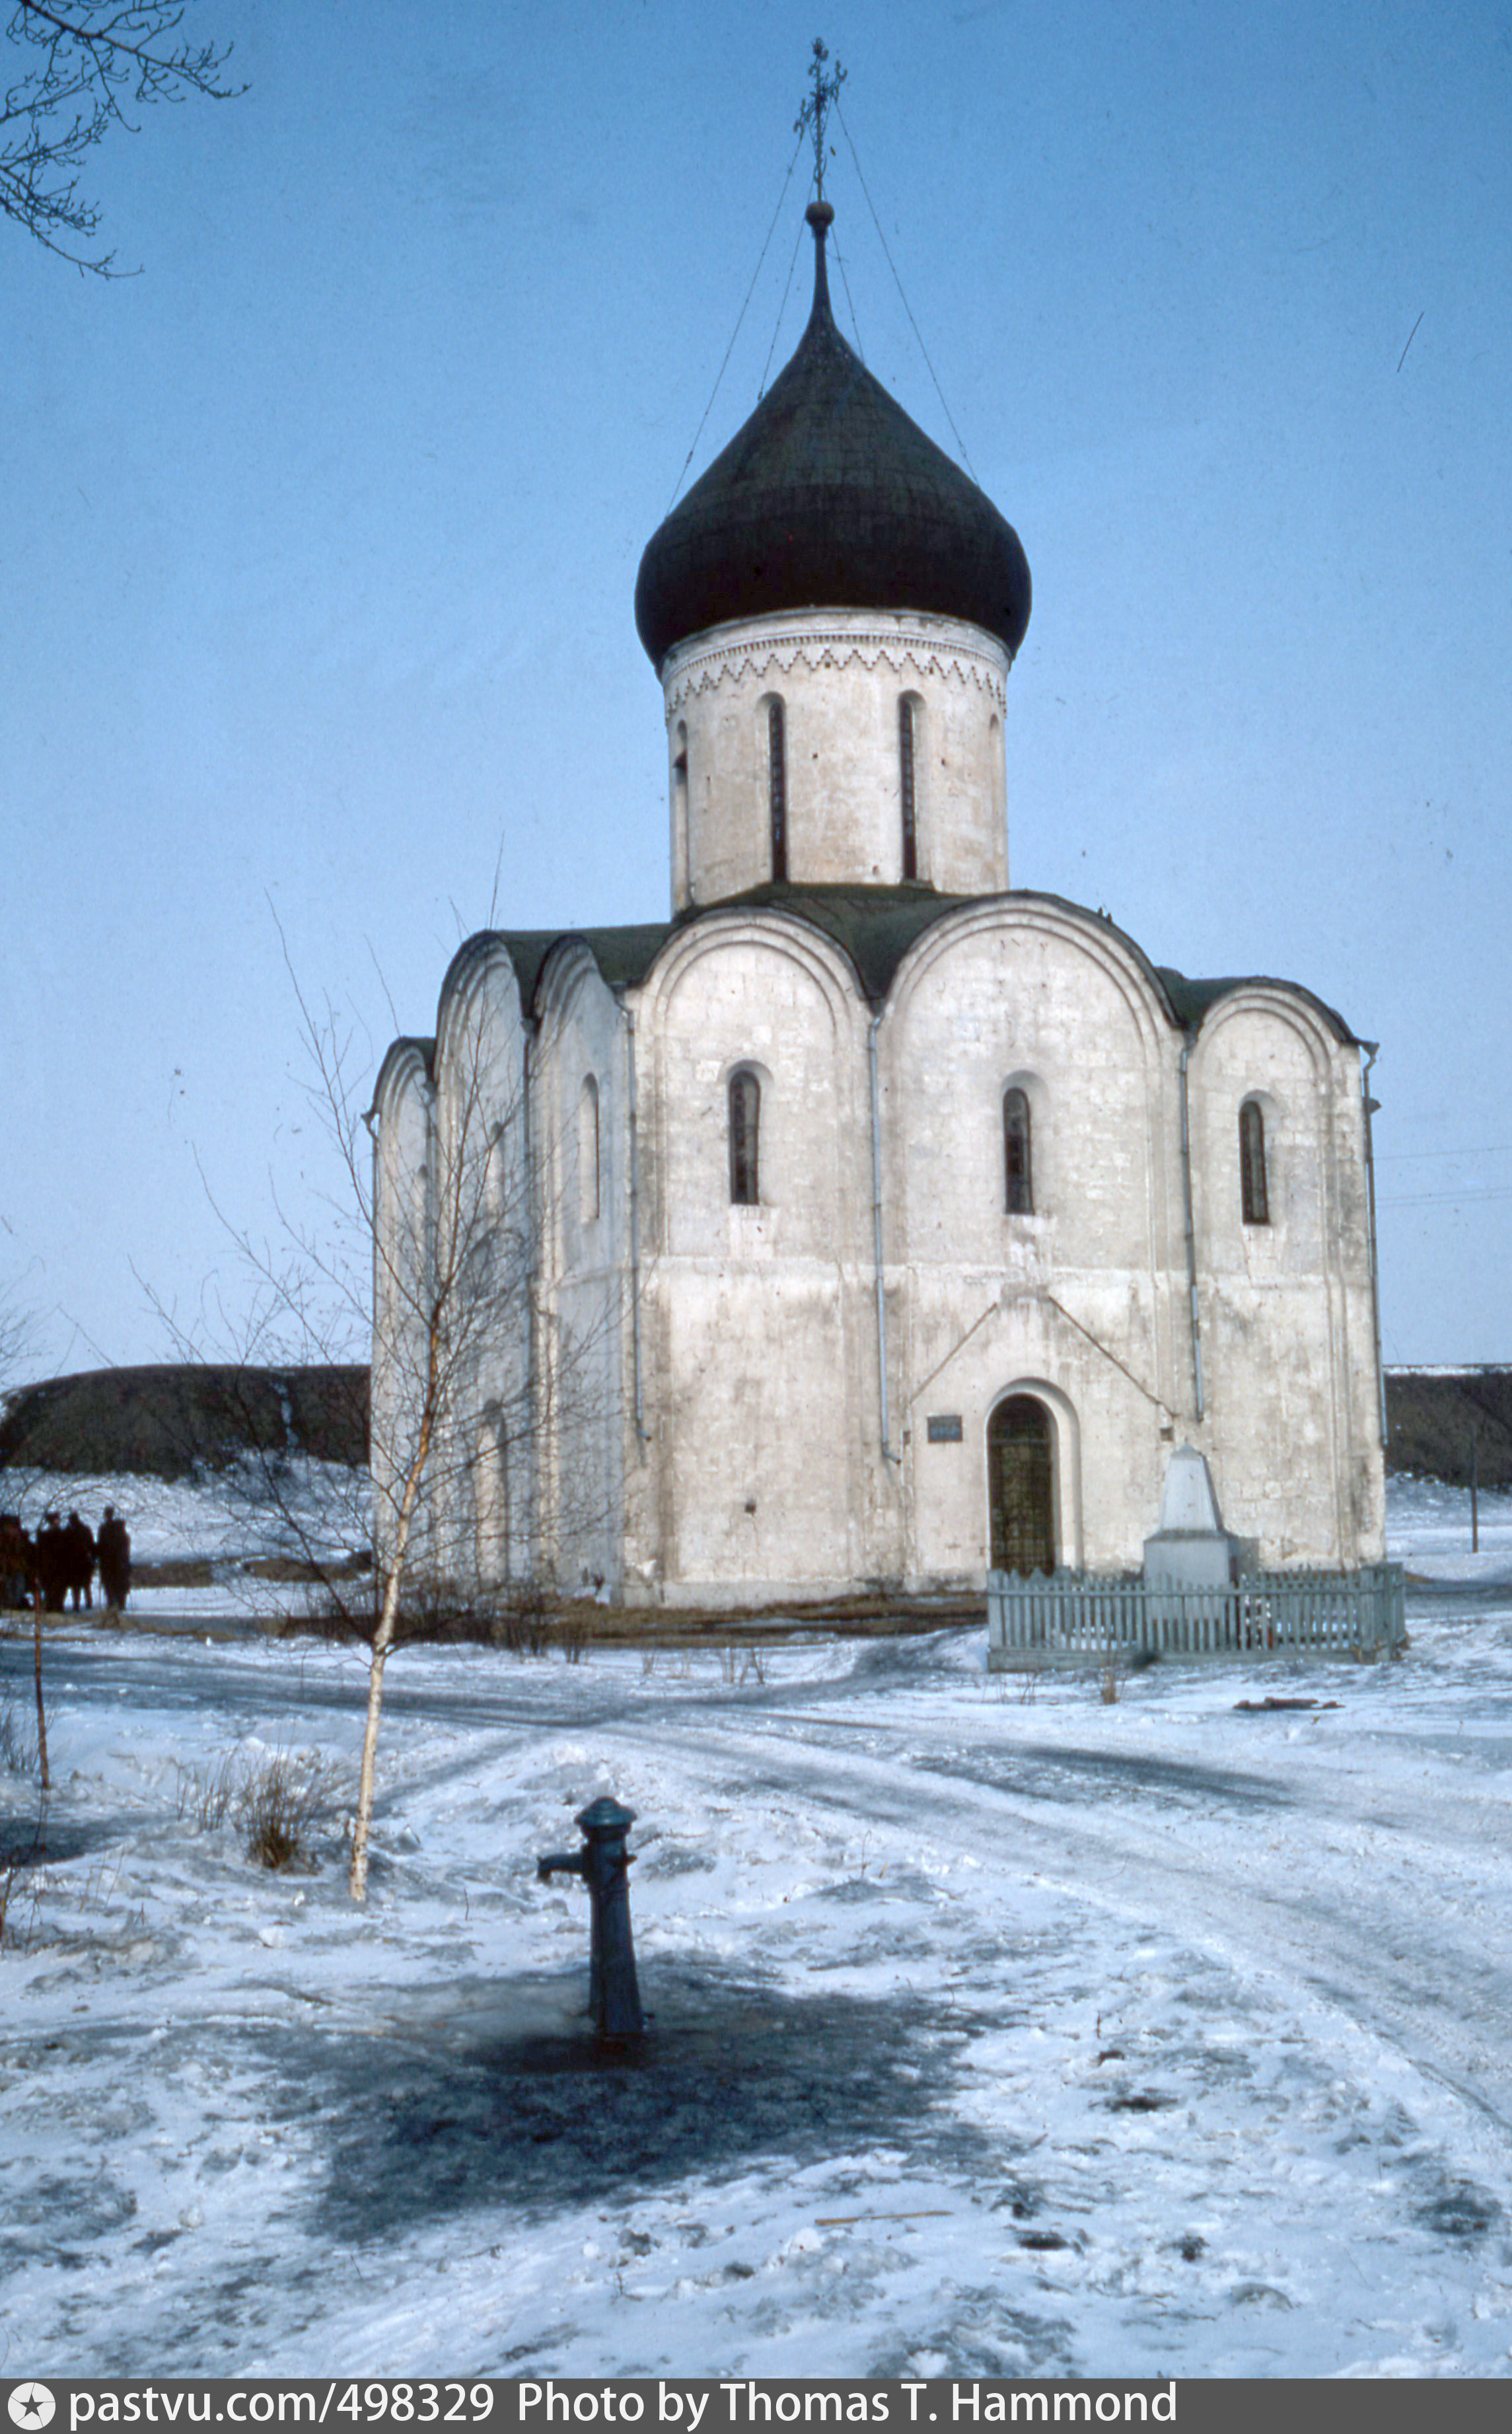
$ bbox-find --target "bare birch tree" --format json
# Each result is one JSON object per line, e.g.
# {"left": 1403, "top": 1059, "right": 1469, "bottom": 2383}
{"left": 361, "top": 946, "right": 629, "bottom": 1898}
{"left": 170, "top": 926, "right": 625, "bottom": 1904}
{"left": 355, "top": 967, "right": 532, "bottom": 1901}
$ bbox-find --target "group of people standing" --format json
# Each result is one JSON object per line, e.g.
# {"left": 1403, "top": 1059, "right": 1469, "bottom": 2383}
{"left": 0, "top": 1505, "right": 132, "bottom": 1613}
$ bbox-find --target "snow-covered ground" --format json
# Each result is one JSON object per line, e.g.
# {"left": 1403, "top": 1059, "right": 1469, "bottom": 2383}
{"left": 3, "top": 1476, "right": 1512, "bottom": 2380}
{"left": 1386, "top": 1472, "right": 1512, "bottom": 1589}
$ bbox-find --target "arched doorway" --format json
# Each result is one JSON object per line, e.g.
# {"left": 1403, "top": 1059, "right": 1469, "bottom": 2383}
{"left": 988, "top": 1395, "right": 1056, "bottom": 1574}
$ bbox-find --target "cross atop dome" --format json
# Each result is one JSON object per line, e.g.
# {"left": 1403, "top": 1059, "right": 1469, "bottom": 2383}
{"left": 795, "top": 36, "right": 846, "bottom": 204}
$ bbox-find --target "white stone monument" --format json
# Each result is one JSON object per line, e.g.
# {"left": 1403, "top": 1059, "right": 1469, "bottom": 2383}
{"left": 1142, "top": 1445, "right": 1237, "bottom": 1598}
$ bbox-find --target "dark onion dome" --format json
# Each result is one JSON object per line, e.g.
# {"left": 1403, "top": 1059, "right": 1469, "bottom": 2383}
{"left": 635, "top": 202, "right": 1031, "bottom": 671}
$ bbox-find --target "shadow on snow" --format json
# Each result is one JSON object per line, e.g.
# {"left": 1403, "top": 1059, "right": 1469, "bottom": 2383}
{"left": 293, "top": 1964, "right": 999, "bottom": 2240}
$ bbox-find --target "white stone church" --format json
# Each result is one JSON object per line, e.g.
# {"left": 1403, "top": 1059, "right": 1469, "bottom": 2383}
{"left": 370, "top": 199, "right": 1387, "bottom": 1611}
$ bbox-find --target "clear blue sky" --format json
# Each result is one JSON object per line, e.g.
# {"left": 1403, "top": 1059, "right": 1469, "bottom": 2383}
{"left": 3, "top": 0, "right": 1509, "bottom": 1376}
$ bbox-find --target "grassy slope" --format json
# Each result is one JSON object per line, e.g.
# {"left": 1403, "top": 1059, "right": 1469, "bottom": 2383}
{"left": 0, "top": 1364, "right": 368, "bottom": 1480}
{"left": 1, "top": 1362, "right": 1507, "bottom": 1489}
{"left": 1385, "top": 1368, "right": 1512, "bottom": 1489}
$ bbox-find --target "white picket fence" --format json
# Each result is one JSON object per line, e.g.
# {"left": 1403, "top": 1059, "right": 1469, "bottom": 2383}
{"left": 986, "top": 1563, "right": 1406, "bottom": 1667}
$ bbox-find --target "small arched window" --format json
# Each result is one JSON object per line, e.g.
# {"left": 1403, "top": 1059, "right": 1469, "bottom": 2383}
{"left": 1240, "top": 1099, "right": 1270, "bottom": 1226}
{"left": 899, "top": 695, "right": 919, "bottom": 881}
{"left": 767, "top": 697, "right": 788, "bottom": 882}
{"left": 729, "top": 1068, "right": 760, "bottom": 1206}
{"left": 579, "top": 1076, "right": 600, "bottom": 1225}
{"left": 1003, "top": 1088, "right": 1033, "bottom": 1215}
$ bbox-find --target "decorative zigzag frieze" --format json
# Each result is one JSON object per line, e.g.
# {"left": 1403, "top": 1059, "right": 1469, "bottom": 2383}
{"left": 665, "top": 625, "right": 1009, "bottom": 715}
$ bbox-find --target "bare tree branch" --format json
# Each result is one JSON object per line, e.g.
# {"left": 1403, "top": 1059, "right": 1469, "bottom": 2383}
{"left": 0, "top": 1278, "right": 37, "bottom": 1391}
{"left": 4, "top": 0, "right": 243, "bottom": 274}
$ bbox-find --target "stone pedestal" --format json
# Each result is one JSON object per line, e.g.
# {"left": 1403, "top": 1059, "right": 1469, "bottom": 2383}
{"left": 1143, "top": 1446, "right": 1241, "bottom": 1621}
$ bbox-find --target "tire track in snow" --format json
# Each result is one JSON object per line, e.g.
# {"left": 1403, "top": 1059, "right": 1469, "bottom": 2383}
{"left": 604, "top": 1696, "right": 1512, "bottom": 2151}
{"left": 14, "top": 1631, "right": 1512, "bottom": 2147}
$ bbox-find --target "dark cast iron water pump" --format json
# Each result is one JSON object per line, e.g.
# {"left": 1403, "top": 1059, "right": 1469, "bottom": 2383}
{"left": 536, "top": 1795, "right": 645, "bottom": 2040}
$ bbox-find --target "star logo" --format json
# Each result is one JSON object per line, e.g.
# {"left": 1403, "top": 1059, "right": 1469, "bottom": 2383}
{"left": 9, "top": 2389, "right": 55, "bottom": 2429}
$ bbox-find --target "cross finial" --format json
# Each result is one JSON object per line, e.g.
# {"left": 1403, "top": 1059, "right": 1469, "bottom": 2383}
{"left": 795, "top": 36, "right": 846, "bottom": 204}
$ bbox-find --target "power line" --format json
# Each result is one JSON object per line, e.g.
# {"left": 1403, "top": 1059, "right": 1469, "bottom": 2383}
{"left": 1376, "top": 1144, "right": 1512, "bottom": 1163}
{"left": 667, "top": 132, "right": 805, "bottom": 511}
{"left": 831, "top": 229, "right": 865, "bottom": 362}
{"left": 834, "top": 96, "right": 976, "bottom": 480}
{"left": 1378, "top": 1187, "right": 1512, "bottom": 1209}
{"left": 758, "top": 201, "right": 808, "bottom": 400}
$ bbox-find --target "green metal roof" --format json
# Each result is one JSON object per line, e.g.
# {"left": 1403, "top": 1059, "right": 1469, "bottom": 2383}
{"left": 1154, "top": 965, "right": 1358, "bottom": 1045}
{"left": 680, "top": 881, "right": 977, "bottom": 1002}
{"left": 461, "top": 887, "right": 1357, "bottom": 1045}
{"left": 483, "top": 921, "right": 674, "bottom": 1014}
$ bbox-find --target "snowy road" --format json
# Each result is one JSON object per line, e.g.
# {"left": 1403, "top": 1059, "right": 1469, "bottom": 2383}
{"left": 616, "top": 1690, "right": 1512, "bottom": 2145}
{"left": 3, "top": 1485, "right": 1512, "bottom": 2378}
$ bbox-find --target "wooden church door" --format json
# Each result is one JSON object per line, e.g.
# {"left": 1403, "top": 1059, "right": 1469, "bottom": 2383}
{"left": 988, "top": 1395, "right": 1056, "bottom": 1574}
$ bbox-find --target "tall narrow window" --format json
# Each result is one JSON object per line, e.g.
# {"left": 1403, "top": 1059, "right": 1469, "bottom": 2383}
{"left": 1240, "top": 1099, "right": 1270, "bottom": 1226}
{"left": 1003, "top": 1088, "right": 1034, "bottom": 1215}
{"left": 579, "top": 1076, "right": 600, "bottom": 1224}
{"left": 899, "top": 695, "right": 918, "bottom": 880}
{"left": 768, "top": 697, "right": 787, "bottom": 881}
{"left": 729, "top": 1068, "right": 760, "bottom": 1206}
